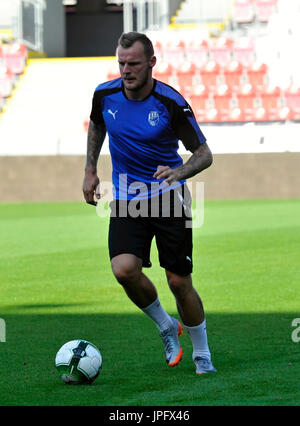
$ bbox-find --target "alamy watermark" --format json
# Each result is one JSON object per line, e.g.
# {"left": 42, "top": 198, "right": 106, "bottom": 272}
{"left": 0, "top": 318, "right": 5, "bottom": 342}
{"left": 95, "top": 175, "right": 205, "bottom": 229}
{"left": 291, "top": 318, "right": 300, "bottom": 343}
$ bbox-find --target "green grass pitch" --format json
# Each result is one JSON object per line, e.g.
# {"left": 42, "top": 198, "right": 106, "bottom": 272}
{"left": 0, "top": 199, "right": 299, "bottom": 406}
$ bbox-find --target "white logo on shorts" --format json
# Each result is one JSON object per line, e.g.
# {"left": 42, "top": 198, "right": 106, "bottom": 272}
{"left": 148, "top": 111, "right": 159, "bottom": 126}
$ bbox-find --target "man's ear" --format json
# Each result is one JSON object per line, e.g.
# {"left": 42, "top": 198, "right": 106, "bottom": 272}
{"left": 149, "top": 55, "right": 157, "bottom": 69}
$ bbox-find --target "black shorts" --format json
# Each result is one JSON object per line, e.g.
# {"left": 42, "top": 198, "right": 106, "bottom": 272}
{"left": 108, "top": 185, "right": 193, "bottom": 277}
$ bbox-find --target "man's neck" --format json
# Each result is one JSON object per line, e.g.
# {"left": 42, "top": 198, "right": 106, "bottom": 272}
{"left": 125, "top": 78, "right": 154, "bottom": 101}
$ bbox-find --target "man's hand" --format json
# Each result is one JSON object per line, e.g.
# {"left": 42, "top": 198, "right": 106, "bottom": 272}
{"left": 82, "top": 119, "right": 106, "bottom": 206}
{"left": 153, "top": 165, "right": 180, "bottom": 186}
{"left": 82, "top": 171, "right": 100, "bottom": 206}
{"left": 153, "top": 143, "right": 213, "bottom": 185}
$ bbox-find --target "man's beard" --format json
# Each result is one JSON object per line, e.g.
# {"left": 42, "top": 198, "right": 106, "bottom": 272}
{"left": 124, "top": 72, "right": 149, "bottom": 92}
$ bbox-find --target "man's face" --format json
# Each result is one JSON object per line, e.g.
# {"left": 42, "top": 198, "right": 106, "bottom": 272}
{"left": 117, "top": 41, "right": 155, "bottom": 93}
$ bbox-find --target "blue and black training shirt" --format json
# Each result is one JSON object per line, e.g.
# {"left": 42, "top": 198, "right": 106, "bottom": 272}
{"left": 90, "top": 78, "right": 206, "bottom": 200}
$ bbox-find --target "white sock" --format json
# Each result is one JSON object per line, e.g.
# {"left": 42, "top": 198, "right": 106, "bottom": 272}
{"left": 142, "top": 298, "right": 173, "bottom": 332}
{"left": 184, "top": 319, "right": 211, "bottom": 361}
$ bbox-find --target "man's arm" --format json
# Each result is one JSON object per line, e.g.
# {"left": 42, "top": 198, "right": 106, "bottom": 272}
{"left": 153, "top": 142, "right": 213, "bottom": 185}
{"left": 82, "top": 119, "right": 107, "bottom": 205}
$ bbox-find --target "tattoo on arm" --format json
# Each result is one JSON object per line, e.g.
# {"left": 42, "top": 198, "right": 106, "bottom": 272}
{"left": 176, "top": 142, "right": 213, "bottom": 180}
{"left": 85, "top": 120, "right": 106, "bottom": 172}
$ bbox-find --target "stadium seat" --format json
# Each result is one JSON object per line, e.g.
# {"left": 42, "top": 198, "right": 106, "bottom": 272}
{"left": 283, "top": 84, "right": 300, "bottom": 120}
{"left": 161, "top": 40, "right": 185, "bottom": 66}
{"left": 199, "top": 60, "right": 221, "bottom": 90}
{"left": 209, "top": 37, "right": 234, "bottom": 66}
{"left": 83, "top": 118, "right": 89, "bottom": 132}
{"left": 107, "top": 63, "right": 120, "bottom": 80}
{"left": 0, "top": 65, "right": 14, "bottom": 98}
{"left": 232, "top": 0, "right": 255, "bottom": 24}
{"left": 176, "top": 61, "right": 197, "bottom": 89}
{"left": 202, "top": 107, "right": 221, "bottom": 123}
{"left": 107, "top": 70, "right": 120, "bottom": 80}
{"left": 273, "top": 106, "right": 294, "bottom": 122}
{"left": 212, "top": 84, "right": 233, "bottom": 120}
{"left": 259, "top": 84, "right": 282, "bottom": 119}
{"left": 153, "top": 62, "right": 173, "bottom": 84}
{"left": 246, "top": 61, "right": 268, "bottom": 90}
{"left": 232, "top": 37, "right": 255, "bottom": 67}
{"left": 152, "top": 40, "right": 163, "bottom": 61}
{"left": 255, "top": 0, "right": 277, "bottom": 23}
{"left": 185, "top": 39, "right": 209, "bottom": 67}
{"left": 0, "top": 42, "right": 27, "bottom": 75}
{"left": 229, "top": 107, "right": 246, "bottom": 122}
{"left": 252, "top": 106, "right": 269, "bottom": 121}
{"left": 188, "top": 84, "right": 210, "bottom": 122}
{"left": 236, "top": 83, "right": 257, "bottom": 121}
{"left": 223, "top": 60, "right": 245, "bottom": 91}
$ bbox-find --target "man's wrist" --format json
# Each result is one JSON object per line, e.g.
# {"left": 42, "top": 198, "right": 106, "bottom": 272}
{"left": 174, "top": 165, "right": 186, "bottom": 181}
{"left": 84, "top": 166, "right": 97, "bottom": 174}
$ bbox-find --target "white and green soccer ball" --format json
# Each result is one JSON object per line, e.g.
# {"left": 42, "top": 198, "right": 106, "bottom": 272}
{"left": 55, "top": 339, "right": 102, "bottom": 384}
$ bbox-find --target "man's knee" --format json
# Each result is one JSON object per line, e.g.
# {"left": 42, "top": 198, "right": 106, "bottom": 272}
{"left": 111, "top": 254, "right": 142, "bottom": 285}
{"left": 165, "top": 270, "right": 192, "bottom": 296}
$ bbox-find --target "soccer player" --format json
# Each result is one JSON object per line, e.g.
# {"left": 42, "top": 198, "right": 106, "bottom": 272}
{"left": 82, "top": 32, "right": 216, "bottom": 375}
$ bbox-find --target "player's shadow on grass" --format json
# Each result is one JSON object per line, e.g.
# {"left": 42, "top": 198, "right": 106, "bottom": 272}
{"left": 3, "top": 303, "right": 92, "bottom": 310}
{"left": 1, "top": 311, "right": 299, "bottom": 405}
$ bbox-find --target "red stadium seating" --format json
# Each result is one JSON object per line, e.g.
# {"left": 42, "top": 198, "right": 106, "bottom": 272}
{"left": 236, "top": 83, "right": 257, "bottom": 120}
{"left": 209, "top": 37, "right": 234, "bottom": 66}
{"left": 212, "top": 84, "right": 233, "bottom": 120}
{"left": 273, "top": 106, "right": 294, "bottom": 121}
{"left": 188, "top": 84, "right": 210, "bottom": 122}
{"left": 176, "top": 61, "right": 197, "bottom": 89}
{"left": 0, "top": 42, "right": 27, "bottom": 105}
{"left": 255, "top": 0, "right": 277, "bottom": 23}
{"left": 232, "top": 37, "right": 255, "bottom": 67}
{"left": 246, "top": 61, "right": 268, "bottom": 90}
{"left": 233, "top": 0, "right": 277, "bottom": 24}
{"left": 259, "top": 84, "right": 281, "bottom": 119}
{"left": 283, "top": 84, "right": 300, "bottom": 119}
{"left": 226, "top": 107, "right": 245, "bottom": 122}
{"left": 83, "top": 118, "right": 89, "bottom": 132}
{"left": 233, "top": 0, "right": 255, "bottom": 24}
{"left": 107, "top": 68, "right": 120, "bottom": 80}
{"left": 252, "top": 106, "right": 269, "bottom": 121}
{"left": 254, "top": 106, "right": 292, "bottom": 122}
{"left": 161, "top": 40, "right": 185, "bottom": 66}
{"left": 0, "top": 65, "right": 14, "bottom": 98}
{"left": 199, "top": 60, "right": 221, "bottom": 90}
{"left": 223, "top": 60, "right": 245, "bottom": 91}
{"left": 101, "top": 30, "right": 296, "bottom": 124}
{"left": 153, "top": 62, "right": 173, "bottom": 84}
{"left": 202, "top": 107, "right": 221, "bottom": 123}
{"left": 0, "top": 42, "right": 27, "bottom": 74}
{"left": 185, "top": 39, "right": 209, "bottom": 67}
{"left": 152, "top": 40, "right": 163, "bottom": 60}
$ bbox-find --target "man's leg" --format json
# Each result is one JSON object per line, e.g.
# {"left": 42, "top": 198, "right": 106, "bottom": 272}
{"left": 111, "top": 253, "right": 157, "bottom": 308}
{"left": 165, "top": 271, "right": 204, "bottom": 326}
{"left": 165, "top": 270, "right": 216, "bottom": 374}
{"left": 111, "top": 253, "right": 183, "bottom": 366}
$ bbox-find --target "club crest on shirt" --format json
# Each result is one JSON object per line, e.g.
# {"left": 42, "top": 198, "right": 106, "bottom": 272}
{"left": 148, "top": 111, "right": 159, "bottom": 126}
